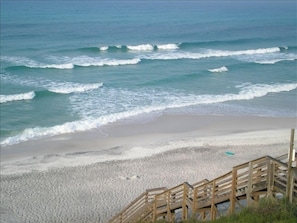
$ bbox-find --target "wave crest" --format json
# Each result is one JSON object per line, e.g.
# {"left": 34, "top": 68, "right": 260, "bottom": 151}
{"left": 156, "top": 44, "right": 179, "bottom": 50}
{"left": 97, "top": 43, "right": 179, "bottom": 51}
{"left": 142, "top": 47, "right": 281, "bottom": 60}
{"left": 0, "top": 91, "right": 35, "bottom": 103}
{"left": 208, "top": 66, "right": 228, "bottom": 73}
{"left": 1, "top": 56, "right": 141, "bottom": 69}
{"left": 238, "top": 83, "right": 297, "bottom": 99}
{"left": 48, "top": 83, "right": 103, "bottom": 94}
{"left": 1, "top": 73, "right": 103, "bottom": 95}
{"left": 67, "top": 56, "right": 141, "bottom": 67}
{"left": 127, "top": 44, "right": 154, "bottom": 51}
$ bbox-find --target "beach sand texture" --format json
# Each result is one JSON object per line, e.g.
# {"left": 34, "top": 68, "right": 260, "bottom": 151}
{"left": 1, "top": 115, "right": 296, "bottom": 223}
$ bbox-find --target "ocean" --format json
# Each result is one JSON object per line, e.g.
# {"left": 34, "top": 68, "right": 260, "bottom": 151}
{"left": 1, "top": 0, "right": 296, "bottom": 147}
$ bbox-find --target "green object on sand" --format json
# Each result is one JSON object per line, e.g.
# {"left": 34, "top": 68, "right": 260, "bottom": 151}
{"left": 225, "top": 151, "right": 235, "bottom": 156}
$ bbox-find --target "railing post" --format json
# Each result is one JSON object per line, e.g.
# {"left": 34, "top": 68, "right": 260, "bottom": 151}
{"left": 246, "top": 161, "right": 253, "bottom": 206}
{"left": 192, "top": 187, "right": 197, "bottom": 219}
{"left": 267, "top": 159, "right": 274, "bottom": 198}
{"left": 287, "top": 129, "right": 295, "bottom": 203}
{"left": 210, "top": 181, "right": 216, "bottom": 220}
{"left": 167, "top": 191, "right": 171, "bottom": 221}
{"left": 152, "top": 196, "right": 157, "bottom": 222}
{"left": 182, "top": 183, "right": 188, "bottom": 221}
{"left": 229, "top": 168, "right": 237, "bottom": 214}
{"left": 145, "top": 190, "right": 148, "bottom": 203}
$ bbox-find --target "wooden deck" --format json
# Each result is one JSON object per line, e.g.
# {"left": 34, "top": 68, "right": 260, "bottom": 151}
{"left": 108, "top": 131, "right": 297, "bottom": 222}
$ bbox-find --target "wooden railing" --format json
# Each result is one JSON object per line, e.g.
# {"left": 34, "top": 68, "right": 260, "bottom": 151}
{"left": 108, "top": 154, "right": 296, "bottom": 223}
{"left": 107, "top": 187, "right": 167, "bottom": 223}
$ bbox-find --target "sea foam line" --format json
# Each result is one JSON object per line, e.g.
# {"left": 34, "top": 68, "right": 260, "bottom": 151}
{"left": 1, "top": 82, "right": 296, "bottom": 147}
{"left": 66, "top": 56, "right": 141, "bottom": 67}
{"left": 48, "top": 83, "right": 103, "bottom": 94}
{"left": 1, "top": 56, "right": 141, "bottom": 69}
{"left": 0, "top": 91, "right": 35, "bottom": 104}
{"left": 255, "top": 58, "right": 296, "bottom": 64}
{"left": 142, "top": 47, "right": 281, "bottom": 60}
{"left": 1, "top": 73, "right": 103, "bottom": 95}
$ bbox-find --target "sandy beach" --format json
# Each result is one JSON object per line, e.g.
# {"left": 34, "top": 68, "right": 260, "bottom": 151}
{"left": 1, "top": 114, "right": 296, "bottom": 223}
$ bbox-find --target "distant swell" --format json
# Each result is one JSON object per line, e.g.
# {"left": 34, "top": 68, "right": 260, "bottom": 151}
{"left": 178, "top": 39, "right": 269, "bottom": 48}
{"left": 0, "top": 91, "right": 35, "bottom": 104}
{"left": 1, "top": 82, "right": 296, "bottom": 146}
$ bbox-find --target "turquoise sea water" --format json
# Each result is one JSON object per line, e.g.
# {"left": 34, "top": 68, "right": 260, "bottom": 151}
{"left": 1, "top": 1, "right": 296, "bottom": 146}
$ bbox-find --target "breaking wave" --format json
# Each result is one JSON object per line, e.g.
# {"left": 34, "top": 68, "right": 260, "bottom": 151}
{"left": 1, "top": 73, "right": 103, "bottom": 95}
{"left": 1, "top": 82, "right": 296, "bottom": 146}
{"left": 142, "top": 47, "right": 281, "bottom": 60}
{"left": 127, "top": 44, "right": 154, "bottom": 51}
{"left": 97, "top": 43, "right": 179, "bottom": 51}
{"left": 0, "top": 91, "right": 35, "bottom": 104}
{"left": 208, "top": 66, "right": 228, "bottom": 73}
{"left": 1, "top": 56, "right": 141, "bottom": 70}
{"left": 48, "top": 83, "right": 103, "bottom": 94}
{"left": 70, "top": 57, "right": 140, "bottom": 67}
{"left": 2, "top": 45, "right": 295, "bottom": 70}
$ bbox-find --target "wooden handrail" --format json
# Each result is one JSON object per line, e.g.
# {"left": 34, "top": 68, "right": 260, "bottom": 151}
{"left": 108, "top": 187, "right": 167, "bottom": 223}
{"left": 108, "top": 153, "right": 296, "bottom": 223}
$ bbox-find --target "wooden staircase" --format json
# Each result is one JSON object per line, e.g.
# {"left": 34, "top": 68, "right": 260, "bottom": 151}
{"left": 108, "top": 153, "right": 297, "bottom": 223}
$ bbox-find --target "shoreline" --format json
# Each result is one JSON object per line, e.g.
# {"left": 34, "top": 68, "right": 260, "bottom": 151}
{"left": 1, "top": 114, "right": 296, "bottom": 222}
{"left": 1, "top": 114, "right": 296, "bottom": 172}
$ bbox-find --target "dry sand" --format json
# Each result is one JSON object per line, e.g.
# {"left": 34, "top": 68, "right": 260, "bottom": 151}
{"left": 0, "top": 114, "right": 296, "bottom": 222}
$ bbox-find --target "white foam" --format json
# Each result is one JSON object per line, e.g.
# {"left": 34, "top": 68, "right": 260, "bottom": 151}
{"left": 142, "top": 47, "right": 281, "bottom": 60}
{"left": 229, "top": 47, "right": 281, "bottom": 55}
{"left": 156, "top": 44, "right": 179, "bottom": 50}
{"left": 127, "top": 44, "right": 154, "bottom": 51}
{"left": 1, "top": 73, "right": 103, "bottom": 95}
{"left": 0, "top": 56, "right": 74, "bottom": 69}
{"left": 238, "top": 52, "right": 297, "bottom": 64}
{"left": 1, "top": 82, "right": 296, "bottom": 147}
{"left": 0, "top": 73, "right": 43, "bottom": 87}
{"left": 254, "top": 58, "right": 296, "bottom": 64}
{"left": 70, "top": 56, "right": 141, "bottom": 67}
{"left": 238, "top": 83, "right": 297, "bottom": 99}
{"left": 99, "top": 46, "right": 109, "bottom": 51}
{"left": 39, "top": 63, "right": 74, "bottom": 69}
{"left": 208, "top": 66, "right": 228, "bottom": 73}
{"left": 1, "top": 55, "right": 140, "bottom": 69}
{"left": 1, "top": 56, "right": 37, "bottom": 67}
{"left": 48, "top": 83, "right": 103, "bottom": 94}
{"left": 0, "top": 119, "right": 98, "bottom": 146}
{"left": 0, "top": 91, "right": 35, "bottom": 104}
